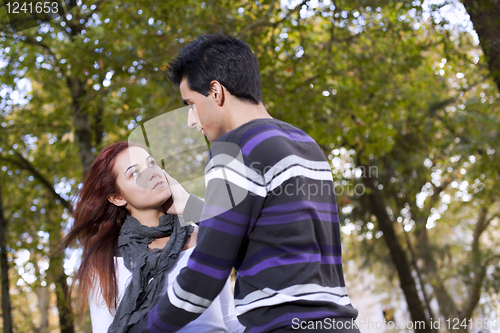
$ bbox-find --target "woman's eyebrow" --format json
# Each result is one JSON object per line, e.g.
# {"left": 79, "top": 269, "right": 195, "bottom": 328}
{"left": 125, "top": 164, "right": 138, "bottom": 175}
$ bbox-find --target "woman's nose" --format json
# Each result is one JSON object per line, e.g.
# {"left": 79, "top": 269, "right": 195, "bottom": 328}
{"left": 146, "top": 168, "right": 159, "bottom": 181}
{"left": 135, "top": 168, "right": 158, "bottom": 188}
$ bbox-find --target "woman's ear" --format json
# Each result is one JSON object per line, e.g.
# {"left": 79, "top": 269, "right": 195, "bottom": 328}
{"left": 108, "top": 194, "right": 127, "bottom": 207}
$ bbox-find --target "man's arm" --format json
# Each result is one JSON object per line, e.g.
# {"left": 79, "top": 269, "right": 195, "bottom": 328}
{"left": 130, "top": 147, "right": 266, "bottom": 332}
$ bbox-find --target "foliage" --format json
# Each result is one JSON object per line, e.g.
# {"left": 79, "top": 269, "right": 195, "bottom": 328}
{"left": 0, "top": 0, "right": 499, "bottom": 332}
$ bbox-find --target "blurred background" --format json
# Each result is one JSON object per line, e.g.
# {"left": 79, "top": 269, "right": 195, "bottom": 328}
{"left": 0, "top": 0, "right": 499, "bottom": 332}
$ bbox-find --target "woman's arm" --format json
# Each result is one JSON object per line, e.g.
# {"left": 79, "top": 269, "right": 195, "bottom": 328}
{"left": 89, "top": 258, "right": 132, "bottom": 333}
{"left": 89, "top": 287, "right": 115, "bottom": 333}
{"left": 218, "top": 277, "right": 246, "bottom": 333}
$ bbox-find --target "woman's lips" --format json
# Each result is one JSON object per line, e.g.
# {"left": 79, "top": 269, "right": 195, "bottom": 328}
{"left": 152, "top": 181, "right": 164, "bottom": 190}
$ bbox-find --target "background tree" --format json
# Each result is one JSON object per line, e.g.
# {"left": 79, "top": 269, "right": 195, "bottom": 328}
{"left": 0, "top": 181, "right": 13, "bottom": 333}
{"left": 461, "top": 0, "right": 500, "bottom": 91}
{"left": 1, "top": 0, "right": 498, "bottom": 332}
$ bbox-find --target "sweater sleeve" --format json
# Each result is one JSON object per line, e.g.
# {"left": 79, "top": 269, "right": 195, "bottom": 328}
{"left": 128, "top": 142, "right": 266, "bottom": 333}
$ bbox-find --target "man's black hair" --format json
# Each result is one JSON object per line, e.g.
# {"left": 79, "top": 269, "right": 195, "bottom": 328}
{"left": 167, "top": 33, "right": 262, "bottom": 105}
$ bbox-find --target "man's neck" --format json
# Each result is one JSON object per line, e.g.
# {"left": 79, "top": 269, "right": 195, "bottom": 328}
{"left": 226, "top": 101, "right": 273, "bottom": 131}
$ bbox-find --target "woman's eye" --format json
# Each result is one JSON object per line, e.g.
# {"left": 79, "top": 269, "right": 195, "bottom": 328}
{"left": 148, "top": 158, "right": 156, "bottom": 167}
{"left": 131, "top": 170, "right": 139, "bottom": 177}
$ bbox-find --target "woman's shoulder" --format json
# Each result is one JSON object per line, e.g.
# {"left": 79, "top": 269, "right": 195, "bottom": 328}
{"left": 112, "top": 257, "right": 132, "bottom": 293}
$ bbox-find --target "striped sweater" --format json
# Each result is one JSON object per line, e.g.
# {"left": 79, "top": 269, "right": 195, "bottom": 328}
{"left": 130, "top": 118, "right": 358, "bottom": 333}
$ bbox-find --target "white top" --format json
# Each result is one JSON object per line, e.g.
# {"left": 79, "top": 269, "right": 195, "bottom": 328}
{"left": 89, "top": 247, "right": 245, "bottom": 333}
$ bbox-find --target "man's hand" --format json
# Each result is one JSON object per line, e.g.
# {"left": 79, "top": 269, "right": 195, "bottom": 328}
{"left": 162, "top": 169, "right": 190, "bottom": 215}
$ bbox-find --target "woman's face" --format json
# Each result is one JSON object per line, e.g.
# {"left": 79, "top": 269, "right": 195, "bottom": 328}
{"left": 109, "top": 146, "right": 171, "bottom": 214}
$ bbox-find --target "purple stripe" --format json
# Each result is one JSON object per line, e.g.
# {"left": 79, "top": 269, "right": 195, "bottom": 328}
{"left": 201, "top": 217, "right": 248, "bottom": 236}
{"left": 201, "top": 204, "right": 252, "bottom": 225}
{"left": 239, "top": 124, "right": 307, "bottom": 147}
{"left": 190, "top": 249, "right": 234, "bottom": 269}
{"left": 187, "top": 258, "right": 232, "bottom": 279}
{"left": 258, "top": 210, "right": 339, "bottom": 225}
{"left": 239, "top": 124, "right": 279, "bottom": 145}
{"left": 148, "top": 304, "right": 182, "bottom": 333}
{"left": 238, "top": 244, "right": 341, "bottom": 270}
{"left": 321, "top": 255, "right": 343, "bottom": 265}
{"left": 247, "top": 311, "right": 341, "bottom": 333}
{"left": 238, "top": 253, "right": 342, "bottom": 277}
{"left": 242, "top": 129, "right": 315, "bottom": 156}
{"left": 262, "top": 201, "right": 338, "bottom": 215}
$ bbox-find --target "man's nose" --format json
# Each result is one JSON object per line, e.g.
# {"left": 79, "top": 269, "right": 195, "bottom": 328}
{"left": 187, "top": 107, "right": 197, "bottom": 128}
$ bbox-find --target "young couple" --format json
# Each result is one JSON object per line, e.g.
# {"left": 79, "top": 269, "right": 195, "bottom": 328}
{"left": 64, "top": 34, "right": 360, "bottom": 333}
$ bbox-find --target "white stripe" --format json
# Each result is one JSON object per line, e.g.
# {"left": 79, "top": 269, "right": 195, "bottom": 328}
{"left": 235, "top": 284, "right": 348, "bottom": 306}
{"left": 235, "top": 292, "right": 352, "bottom": 315}
{"left": 235, "top": 284, "right": 350, "bottom": 314}
{"left": 203, "top": 154, "right": 333, "bottom": 198}
{"left": 205, "top": 167, "right": 267, "bottom": 197}
{"left": 268, "top": 166, "right": 333, "bottom": 192}
{"left": 206, "top": 154, "right": 331, "bottom": 186}
{"left": 205, "top": 153, "right": 267, "bottom": 186}
{"left": 234, "top": 284, "right": 351, "bottom": 315}
{"left": 167, "top": 281, "right": 208, "bottom": 314}
{"left": 173, "top": 279, "right": 212, "bottom": 308}
{"left": 261, "top": 156, "right": 331, "bottom": 184}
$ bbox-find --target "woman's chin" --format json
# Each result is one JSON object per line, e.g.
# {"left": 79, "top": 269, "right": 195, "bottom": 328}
{"left": 158, "top": 190, "right": 172, "bottom": 205}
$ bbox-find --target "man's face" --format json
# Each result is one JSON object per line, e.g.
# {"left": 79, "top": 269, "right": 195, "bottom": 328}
{"left": 180, "top": 78, "right": 223, "bottom": 142}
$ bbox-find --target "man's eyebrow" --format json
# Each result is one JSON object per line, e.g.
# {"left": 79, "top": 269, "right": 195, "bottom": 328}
{"left": 125, "top": 164, "right": 138, "bottom": 175}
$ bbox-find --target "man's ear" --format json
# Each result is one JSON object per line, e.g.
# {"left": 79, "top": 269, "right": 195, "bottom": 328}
{"left": 210, "top": 80, "right": 225, "bottom": 107}
{"left": 108, "top": 194, "right": 127, "bottom": 207}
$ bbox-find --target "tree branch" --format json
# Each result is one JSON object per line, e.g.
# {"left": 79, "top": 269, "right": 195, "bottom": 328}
{"left": 238, "top": 0, "right": 305, "bottom": 38}
{"left": 1, "top": 151, "right": 72, "bottom": 212}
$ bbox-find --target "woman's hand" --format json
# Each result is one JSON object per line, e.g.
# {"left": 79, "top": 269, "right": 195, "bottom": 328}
{"left": 162, "top": 170, "right": 190, "bottom": 215}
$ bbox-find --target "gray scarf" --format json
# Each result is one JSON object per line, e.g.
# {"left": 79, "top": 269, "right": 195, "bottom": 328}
{"left": 107, "top": 214, "right": 193, "bottom": 333}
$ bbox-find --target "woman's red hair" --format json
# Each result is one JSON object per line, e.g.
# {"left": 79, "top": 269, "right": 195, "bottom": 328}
{"left": 62, "top": 141, "right": 136, "bottom": 315}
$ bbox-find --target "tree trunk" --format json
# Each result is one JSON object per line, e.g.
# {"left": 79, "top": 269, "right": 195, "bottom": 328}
{"left": 47, "top": 251, "right": 75, "bottom": 333}
{"left": 363, "top": 175, "right": 432, "bottom": 333}
{"left": 0, "top": 183, "right": 14, "bottom": 333}
{"left": 35, "top": 286, "right": 50, "bottom": 333}
{"left": 68, "top": 77, "right": 94, "bottom": 174}
{"left": 46, "top": 199, "right": 75, "bottom": 333}
{"left": 462, "top": 0, "right": 500, "bottom": 92}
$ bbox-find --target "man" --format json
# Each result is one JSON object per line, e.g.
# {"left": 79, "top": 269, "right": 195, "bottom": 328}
{"left": 130, "top": 33, "right": 359, "bottom": 333}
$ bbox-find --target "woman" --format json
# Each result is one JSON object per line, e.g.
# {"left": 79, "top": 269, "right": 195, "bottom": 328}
{"left": 62, "top": 141, "right": 244, "bottom": 333}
